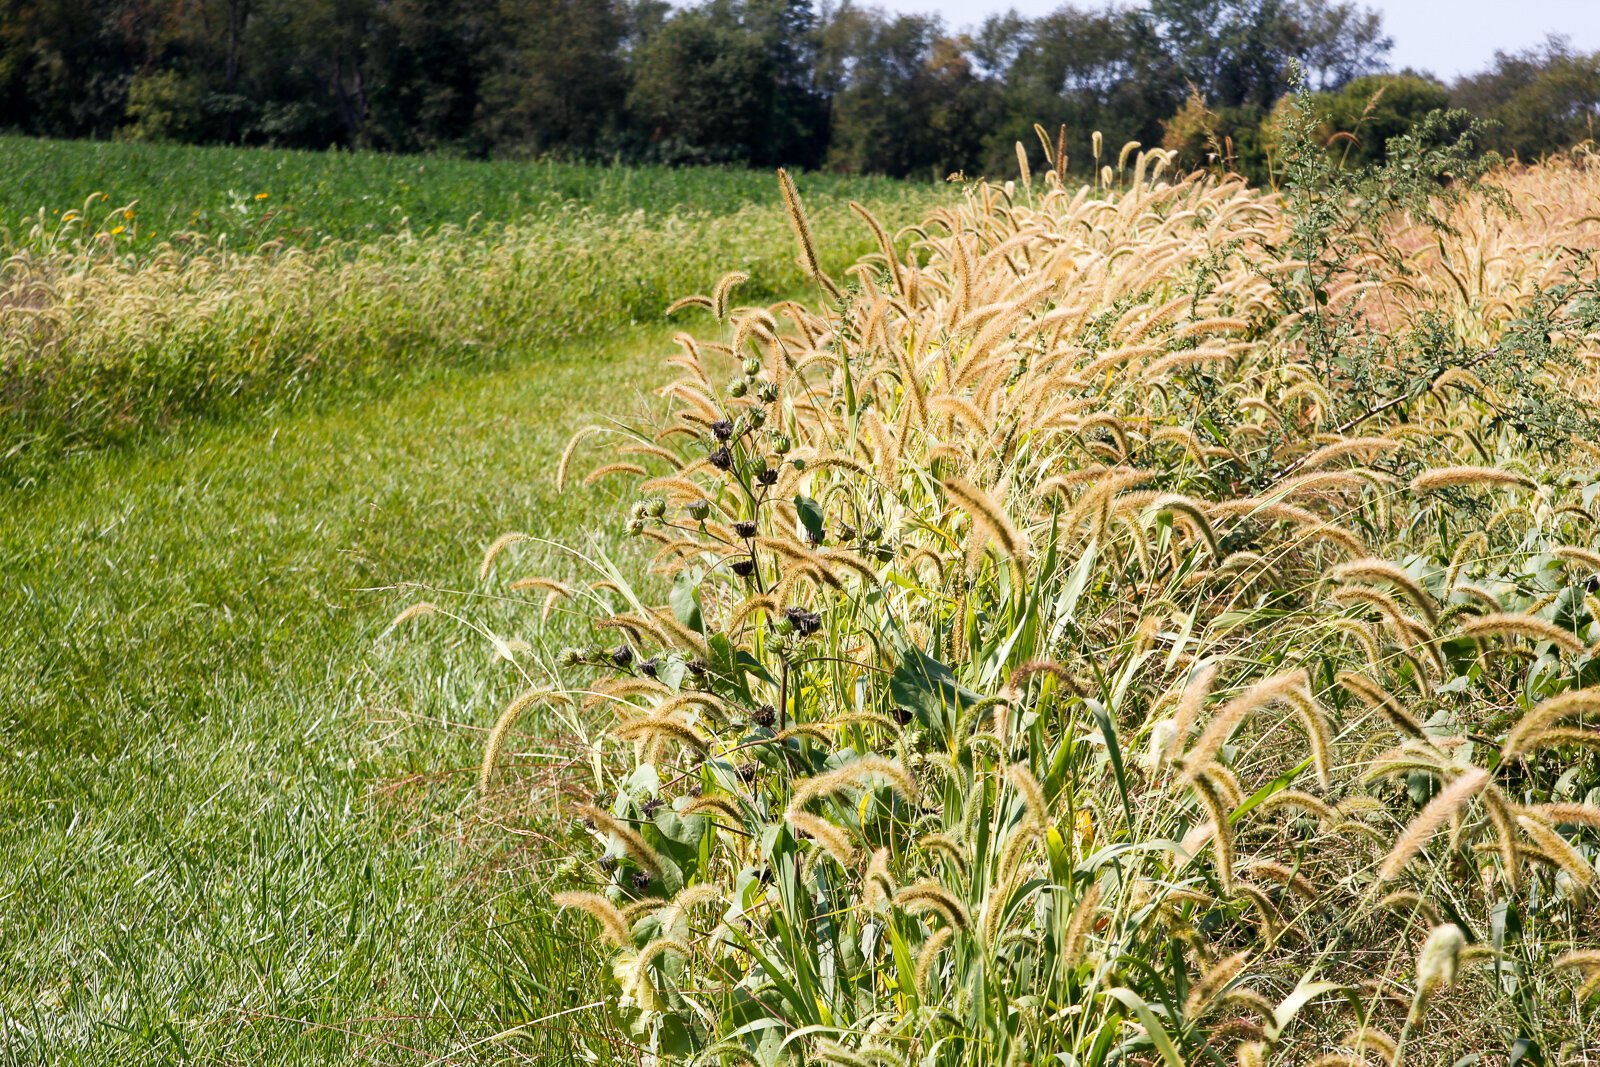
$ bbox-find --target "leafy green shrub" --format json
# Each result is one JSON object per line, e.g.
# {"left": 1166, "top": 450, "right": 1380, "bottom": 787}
{"left": 1312, "top": 74, "right": 1451, "bottom": 166}
{"left": 120, "top": 70, "right": 210, "bottom": 144}
{"left": 429, "top": 112, "right": 1600, "bottom": 1064}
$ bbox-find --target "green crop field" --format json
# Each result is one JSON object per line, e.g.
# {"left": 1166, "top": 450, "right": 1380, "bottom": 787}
{"left": 0, "top": 138, "right": 938, "bottom": 485}
{"left": 0, "top": 135, "right": 922, "bottom": 249}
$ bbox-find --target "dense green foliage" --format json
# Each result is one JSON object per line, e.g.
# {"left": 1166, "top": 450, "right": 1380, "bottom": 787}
{"left": 1454, "top": 39, "right": 1600, "bottom": 161}
{"left": 1, "top": 0, "right": 1594, "bottom": 179}
{"left": 1312, "top": 73, "right": 1451, "bottom": 165}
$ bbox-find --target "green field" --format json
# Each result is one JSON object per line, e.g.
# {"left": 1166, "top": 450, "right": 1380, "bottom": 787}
{"left": 0, "top": 326, "right": 674, "bottom": 1064}
{"left": 0, "top": 139, "right": 919, "bottom": 1064}
{"left": 0, "top": 135, "right": 921, "bottom": 249}
{"left": 0, "top": 138, "right": 937, "bottom": 484}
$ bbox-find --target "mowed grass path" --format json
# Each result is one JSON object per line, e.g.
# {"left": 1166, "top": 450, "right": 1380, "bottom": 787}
{"left": 0, "top": 325, "right": 675, "bottom": 1064}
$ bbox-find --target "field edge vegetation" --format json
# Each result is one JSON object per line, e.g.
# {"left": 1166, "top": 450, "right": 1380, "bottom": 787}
{"left": 413, "top": 105, "right": 1600, "bottom": 1063}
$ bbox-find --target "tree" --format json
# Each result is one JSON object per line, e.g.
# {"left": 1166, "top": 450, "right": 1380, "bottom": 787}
{"left": 1452, "top": 38, "right": 1600, "bottom": 159}
{"left": 0, "top": 0, "right": 1590, "bottom": 179}
{"left": 1146, "top": 0, "right": 1295, "bottom": 109}
{"left": 0, "top": 0, "right": 144, "bottom": 137}
{"left": 1316, "top": 72, "right": 1449, "bottom": 165}
{"left": 980, "top": 3, "right": 1181, "bottom": 178}
{"left": 477, "top": 0, "right": 627, "bottom": 156}
{"left": 357, "top": 0, "right": 496, "bottom": 152}
{"left": 1286, "top": 0, "right": 1391, "bottom": 91}
{"left": 628, "top": 0, "right": 824, "bottom": 167}
{"left": 822, "top": 8, "right": 995, "bottom": 178}
{"left": 1147, "top": 0, "right": 1389, "bottom": 108}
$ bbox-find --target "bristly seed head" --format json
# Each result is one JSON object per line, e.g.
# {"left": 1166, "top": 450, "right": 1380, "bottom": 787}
{"left": 751, "top": 704, "right": 777, "bottom": 728}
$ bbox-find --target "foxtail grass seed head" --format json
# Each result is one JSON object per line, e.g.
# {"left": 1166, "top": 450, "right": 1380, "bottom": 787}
{"left": 1144, "top": 719, "right": 1179, "bottom": 772}
{"left": 1381, "top": 768, "right": 1491, "bottom": 881}
{"left": 553, "top": 891, "right": 632, "bottom": 947}
{"left": 1411, "top": 923, "right": 1467, "bottom": 1021}
{"left": 1410, "top": 466, "right": 1535, "bottom": 493}
{"left": 385, "top": 601, "right": 436, "bottom": 635}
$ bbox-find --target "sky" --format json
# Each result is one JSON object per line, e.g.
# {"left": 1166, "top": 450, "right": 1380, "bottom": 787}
{"left": 864, "top": 0, "right": 1600, "bottom": 79}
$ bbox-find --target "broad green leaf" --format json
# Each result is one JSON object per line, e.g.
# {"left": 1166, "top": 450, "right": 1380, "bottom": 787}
{"left": 669, "top": 571, "right": 704, "bottom": 634}
{"left": 890, "top": 645, "right": 983, "bottom": 735}
{"left": 1230, "top": 756, "right": 1312, "bottom": 824}
{"left": 1088, "top": 700, "right": 1135, "bottom": 829}
{"left": 1100, "top": 988, "right": 1185, "bottom": 1067}
{"left": 794, "top": 495, "right": 825, "bottom": 543}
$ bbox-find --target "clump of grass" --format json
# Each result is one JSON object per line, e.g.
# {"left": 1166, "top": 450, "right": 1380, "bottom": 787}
{"left": 415, "top": 113, "right": 1600, "bottom": 1063}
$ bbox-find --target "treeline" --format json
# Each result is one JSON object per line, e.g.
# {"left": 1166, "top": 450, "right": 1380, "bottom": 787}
{"left": 1, "top": 0, "right": 1596, "bottom": 178}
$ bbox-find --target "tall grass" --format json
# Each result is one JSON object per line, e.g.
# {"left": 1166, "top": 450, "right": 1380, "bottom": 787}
{"left": 0, "top": 158, "right": 937, "bottom": 481}
{"left": 412, "top": 113, "right": 1600, "bottom": 1064}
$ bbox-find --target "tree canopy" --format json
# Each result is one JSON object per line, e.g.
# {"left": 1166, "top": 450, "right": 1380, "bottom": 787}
{"left": 0, "top": 0, "right": 1593, "bottom": 177}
